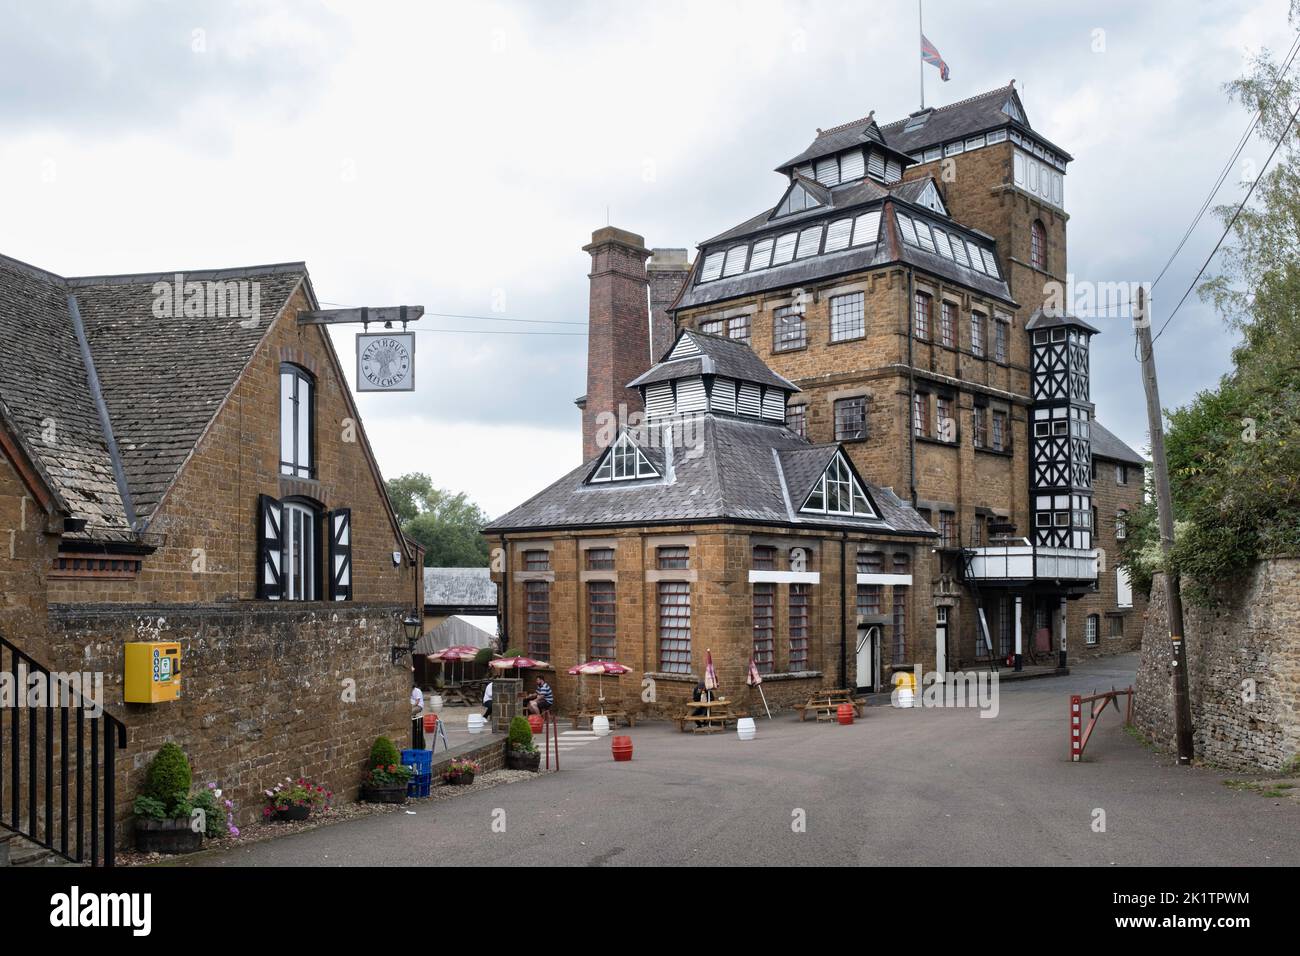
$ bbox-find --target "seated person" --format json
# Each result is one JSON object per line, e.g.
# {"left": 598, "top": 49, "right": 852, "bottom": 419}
{"left": 691, "top": 680, "right": 708, "bottom": 718}
{"left": 525, "top": 676, "right": 554, "bottom": 716}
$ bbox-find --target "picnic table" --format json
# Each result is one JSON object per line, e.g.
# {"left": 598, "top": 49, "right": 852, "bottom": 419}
{"left": 440, "top": 680, "right": 484, "bottom": 707}
{"left": 793, "top": 688, "right": 864, "bottom": 722}
{"left": 674, "top": 698, "right": 746, "bottom": 733}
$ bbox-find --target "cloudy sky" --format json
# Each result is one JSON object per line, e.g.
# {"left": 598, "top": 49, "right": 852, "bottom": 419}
{"left": 1, "top": 0, "right": 1293, "bottom": 517}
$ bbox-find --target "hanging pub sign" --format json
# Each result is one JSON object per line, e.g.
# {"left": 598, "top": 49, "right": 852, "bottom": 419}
{"left": 356, "top": 332, "right": 415, "bottom": 392}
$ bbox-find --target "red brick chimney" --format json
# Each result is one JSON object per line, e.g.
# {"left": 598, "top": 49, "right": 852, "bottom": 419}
{"left": 580, "top": 226, "right": 651, "bottom": 462}
{"left": 647, "top": 248, "right": 691, "bottom": 362}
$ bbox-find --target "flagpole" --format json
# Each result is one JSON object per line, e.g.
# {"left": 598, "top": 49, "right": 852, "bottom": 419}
{"left": 918, "top": 0, "right": 924, "bottom": 110}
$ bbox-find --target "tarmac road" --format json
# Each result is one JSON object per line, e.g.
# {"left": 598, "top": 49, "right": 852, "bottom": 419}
{"left": 185, "top": 654, "right": 1300, "bottom": 866}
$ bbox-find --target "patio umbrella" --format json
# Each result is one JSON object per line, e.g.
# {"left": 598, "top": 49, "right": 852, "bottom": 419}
{"left": 704, "top": 649, "right": 719, "bottom": 701}
{"left": 429, "top": 645, "right": 479, "bottom": 685}
{"left": 566, "top": 660, "right": 631, "bottom": 710}
{"left": 746, "top": 658, "right": 772, "bottom": 720}
{"left": 488, "top": 655, "right": 550, "bottom": 678}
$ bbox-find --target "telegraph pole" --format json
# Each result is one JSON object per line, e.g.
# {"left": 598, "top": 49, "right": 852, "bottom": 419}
{"left": 1135, "top": 285, "right": 1194, "bottom": 764}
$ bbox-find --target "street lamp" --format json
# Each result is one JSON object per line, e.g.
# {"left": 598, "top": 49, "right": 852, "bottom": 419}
{"left": 391, "top": 611, "right": 423, "bottom": 665}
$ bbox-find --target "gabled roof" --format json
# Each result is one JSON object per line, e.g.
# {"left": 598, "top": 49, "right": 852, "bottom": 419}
{"left": 879, "top": 81, "right": 1072, "bottom": 160}
{"left": 0, "top": 254, "right": 307, "bottom": 541}
{"left": 777, "top": 111, "right": 915, "bottom": 173}
{"left": 484, "top": 413, "right": 935, "bottom": 537}
{"left": 629, "top": 330, "right": 799, "bottom": 392}
{"left": 1091, "top": 421, "right": 1146, "bottom": 466}
{"left": 0, "top": 393, "right": 69, "bottom": 519}
{"left": 422, "top": 566, "right": 498, "bottom": 609}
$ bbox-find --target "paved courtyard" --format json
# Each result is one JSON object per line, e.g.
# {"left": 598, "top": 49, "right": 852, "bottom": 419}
{"left": 187, "top": 655, "right": 1300, "bottom": 867}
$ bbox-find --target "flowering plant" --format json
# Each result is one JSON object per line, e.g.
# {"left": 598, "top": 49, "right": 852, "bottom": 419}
{"left": 364, "top": 763, "right": 414, "bottom": 788}
{"left": 262, "top": 776, "right": 332, "bottom": 818}
{"left": 442, "top": 759, "right": 481, "bottom": 781}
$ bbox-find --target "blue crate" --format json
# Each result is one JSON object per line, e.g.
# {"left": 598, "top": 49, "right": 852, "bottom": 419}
{"left": 407, "top": 772, "right": 432, "bottom": 798}
{"left": 401, "top": 749, "right": 433, "bottom": 775}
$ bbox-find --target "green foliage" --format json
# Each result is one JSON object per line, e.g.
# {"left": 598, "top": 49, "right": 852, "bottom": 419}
{"left": 1159, "top": 13, "right": 1300, "bottom": 605}
{"left": 144, "top": 742, "right": 192, "bottom": 806}
{"left": 507, "top": 716, "right": 536, "bottom": 753}
{"left": 474, "top": 646, "right": 496, "bottom": 667}
{"left": 369, "top": 736, "right": 401, "bottom": 769}
{"left": 189, "top": 787, "right": 227, "bottom": 839}
{"left": 131, "top": 795, "right": 169, "bottom": 821}
{"left": 385, "top": 472, "right": 491, "bottom": 567}
{"left": 364, "top": 763, "right": 414, "bottom": 788}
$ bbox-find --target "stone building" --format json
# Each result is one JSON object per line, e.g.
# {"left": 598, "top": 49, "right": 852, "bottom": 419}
{"left": 492, "top": 82, "right": 1147, "bottom": 714}
{"left": 487, "top": 330, "right": 935, "bottom": 716}
{"left": 0, "top": 251, "right": 423, "bottom": 850}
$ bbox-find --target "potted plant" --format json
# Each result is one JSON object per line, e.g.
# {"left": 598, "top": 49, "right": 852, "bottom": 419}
{"left": 442, "top": 758, "right": 481, "bottom": 786}
{"left": 361, "top": 736, "right": 412, "bottom": 803}
{"left": 132, "top": 742, "right": 203, "bottom": 854}
{"left": 263, "top": 777, "right": 331, "bottom": 822}
{"left": 506, "top": 715, "right": 541, "bottom": 771}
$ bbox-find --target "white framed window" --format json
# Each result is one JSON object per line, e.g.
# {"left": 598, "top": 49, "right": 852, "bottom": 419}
{"left": 591, "top": 432, "right": 659, "bottom": 482}
{"left": 772, "top": 232, "right": 798, "bottom": 265}
{"left": 722, "top": 245, "right": 747, "bottom": 277}
{"left": 282, "top": 500, "right": 318, "bottom": 601}
{"left": 801, "top": 452, "right": 874, "bottom": 517}
{"left": 749, "top": 237, "right": 774, "bottom": 271}
{"left": 700, "top": 251, "right": 725, "bottom": 282}
{"left": 852, "top": 210, "right": 881, "bottom": 246}
{"left": 280, "top": 364, "right": 314, "bottom": 479}
{"left": 824, "top": 218, "right": 853, "bottom": 253}
{"left": 795, "top": 225, "right": 822, "bottom": 259}
{"left": 829, "top": 292, "right": 865, "bottom": 342}
{"left": 1086, "top": 614, "right": 1099, "bottom": 646}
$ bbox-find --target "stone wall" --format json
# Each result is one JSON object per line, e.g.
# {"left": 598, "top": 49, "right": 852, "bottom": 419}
{"left": 46, "top": 601, "right": 411, "bottom": 846}
{"left": 1134, "top": 563, "right": 1300, "bottom": 772}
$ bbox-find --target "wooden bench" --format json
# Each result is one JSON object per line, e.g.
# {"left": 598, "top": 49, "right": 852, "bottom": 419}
{"left": 674, "top": 700, "right": 747, "bottom": 733}
{"left": 794, "top": 693, "right": 865, "bottom": 722}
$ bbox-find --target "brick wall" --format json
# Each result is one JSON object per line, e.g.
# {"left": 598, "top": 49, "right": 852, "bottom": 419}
{"left": 48, "top": 283, "right": 418, "bottom": 607}
{"left": 1134, "top": 563, "right": 1300, "bottom": 772}
{"left": 582, "top": 227, "right": 652, "bottom": 462}
{"left": 47, "top": 601, "right": 411, "bottom": 846}
{"left": 490, "top": 523, "right": 930, "bottom": 719}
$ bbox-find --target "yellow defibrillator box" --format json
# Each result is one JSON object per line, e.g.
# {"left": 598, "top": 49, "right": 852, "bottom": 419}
{"left": 124, "top": 642, "right": 182, "bottom": 703}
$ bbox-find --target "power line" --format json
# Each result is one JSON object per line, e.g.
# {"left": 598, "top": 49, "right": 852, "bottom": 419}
{"left": 319, "top": 301, "right": 586, "bottom": 326}
{"left": 413, "top": 327, "right": 585, "bottom": 336}
{"left": 1151, "top": 31, "right": 1300, "bottom": 291}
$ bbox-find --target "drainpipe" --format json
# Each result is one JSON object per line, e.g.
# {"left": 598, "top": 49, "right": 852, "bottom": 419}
{"left": 905, "top": 268, "right": 918, "bottom": 507}
{"left": 499, "top": 534, "right": 509, "bottom": 654}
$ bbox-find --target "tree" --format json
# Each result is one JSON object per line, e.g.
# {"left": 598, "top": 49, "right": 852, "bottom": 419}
{"left": 1132, "top": 6, "right": 1300, "bottom": 605}
{"left": 385, "top": 472, "right": 492, "bottom": 567}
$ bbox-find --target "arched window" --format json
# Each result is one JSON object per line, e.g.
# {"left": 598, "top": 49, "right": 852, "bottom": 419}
{"left": 280, "top": 364, "right": 314, "bottom": 478}
{"left": 1030, "top": 220, "right": 1047, "bottom": 271}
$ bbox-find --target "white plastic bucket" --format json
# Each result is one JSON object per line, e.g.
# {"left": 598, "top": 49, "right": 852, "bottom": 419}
{"left": 430, "top": 695, "right": 444, "bottom": 713}
{"left": 591, "top": 715, "right": 611, "bottom": 736}
{"left": 736, "top": 717, "right": 757, "bottom": 741}
{"left": 467, "top": 714, "right": 486, "bottom": 734}
{"left": 895, "top": 688, "right": 915, "bottom": 709}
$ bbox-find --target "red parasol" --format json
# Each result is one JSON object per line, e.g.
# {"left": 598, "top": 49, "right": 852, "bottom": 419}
{"left": 566, "top": 660, "right": 631, "bottom": 711}
{"left": 488, "top": 655, "right": 550, "bottom": 678}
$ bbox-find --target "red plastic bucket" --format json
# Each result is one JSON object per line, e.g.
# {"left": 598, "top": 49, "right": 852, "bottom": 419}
{"left": 611, "top": 735, "right": 633, "bottom": 761}
{"left": 423, "top": 714, "right": 438, "bottom": 733}
{"left": 527, "top": 714, "right": 544, "bottom": 735}
{"left": 837, "top": 703, "right": 854, "bottom": 725}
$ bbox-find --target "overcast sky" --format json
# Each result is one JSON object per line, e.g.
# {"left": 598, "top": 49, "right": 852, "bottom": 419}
{"left": 1, "top": 0, "right": 1293, "bottom": 517}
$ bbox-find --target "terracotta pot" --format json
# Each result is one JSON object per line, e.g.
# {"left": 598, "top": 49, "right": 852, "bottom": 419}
{"left": 611, "top": 735, "right": 633, "bottom": 762}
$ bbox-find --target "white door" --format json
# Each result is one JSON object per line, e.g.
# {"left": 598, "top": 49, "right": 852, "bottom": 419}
{"left": 935, "top": 606, "right": 948, "bottom": 678}
{"left": 855, "top": 626, "right": 878, "bottom": 692}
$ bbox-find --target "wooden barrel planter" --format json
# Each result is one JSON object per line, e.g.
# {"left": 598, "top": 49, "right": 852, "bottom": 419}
{"left": 134, "top": 818, "right": 203, "bottom": 855}
{"left": 506, "top": 750, "right": 541, "bottom": 772}
{"left": 611, "top": 735, "right": 633, "bottom": 762}
{"left": 360, "top": 784, "right": 408, "bottom": 804}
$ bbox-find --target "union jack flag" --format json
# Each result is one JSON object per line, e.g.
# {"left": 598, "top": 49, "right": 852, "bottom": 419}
{"left": 921, "top": 34, "right": 950, "bottom": 81}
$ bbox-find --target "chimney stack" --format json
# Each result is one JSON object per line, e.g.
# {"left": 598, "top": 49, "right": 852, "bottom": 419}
{"left": 580, "top": 226, "right": 651, "bottom": 462}
{"left": 647, "top": 248, "right": 691, "bottom": 361}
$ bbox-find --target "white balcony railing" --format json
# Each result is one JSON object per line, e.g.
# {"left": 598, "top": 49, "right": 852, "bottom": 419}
{"left": 963, "top": 539, "right": 1098, "bottom": 584}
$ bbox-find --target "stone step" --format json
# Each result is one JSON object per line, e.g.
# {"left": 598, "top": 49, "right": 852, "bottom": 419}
{"left": 0, "top": 827, "right": 72, "bottom": 866}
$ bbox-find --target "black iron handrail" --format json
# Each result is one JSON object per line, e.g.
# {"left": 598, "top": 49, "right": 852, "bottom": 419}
{"left": 0, "top": 633, "right": 127, "bottom": 867}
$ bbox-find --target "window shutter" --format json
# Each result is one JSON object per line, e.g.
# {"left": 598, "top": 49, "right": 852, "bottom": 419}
{"left": 257, "top": 494, "right": 283, "bottom": 600}
{"left": 328, "top": 508, "right": 353, "bottom": 601}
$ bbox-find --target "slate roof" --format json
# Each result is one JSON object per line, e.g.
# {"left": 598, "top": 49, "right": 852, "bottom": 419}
{"left": 485, "top": 413, "right": 936, "bottom": 538}
{"left": 877, "top": 82, "right": 1072, "bottom": 161}
{"left": 777, "top": 112, "right": 915, "bottom": 172}
{"left": 422, "top": 566, "right": 498, "bottom": 610}
{"left": 1091, "top": 421, "right": 1146, "bottom": 466}
{"left": 631, "top": 330, "right": 799, "bottom": 392}
{"left": 0, "top": 253, "right": 306, "bottom": 541}
{"left": 1025, "top": 307, "right": 1100, "bottom": 334}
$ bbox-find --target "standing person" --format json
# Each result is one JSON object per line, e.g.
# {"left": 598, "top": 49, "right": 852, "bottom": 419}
{"left": 525, "top": 676, "right": 553, "bottom": 716}
{"left": 410, "top": 680, "right": 426, "bottom": 749}
{"left": 481, "top": 679, "right": 494, "bottom": 725}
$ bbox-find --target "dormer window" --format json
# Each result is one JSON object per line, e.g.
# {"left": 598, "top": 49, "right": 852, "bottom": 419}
{"left": 591, "top": 432, "right": 659, "bottom": 483}
{"left": 773, "top": 182, "right": 824, "bottom": 218}
{"left": 801, "top": 452, "right": 876, "bottom": 518}
{"left": 903, "top": 110, "right": 932, "bottom": 132}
